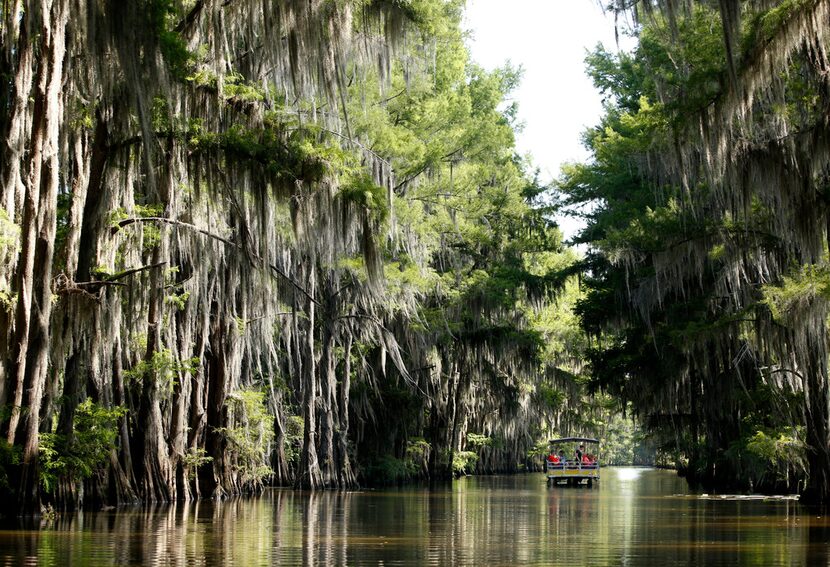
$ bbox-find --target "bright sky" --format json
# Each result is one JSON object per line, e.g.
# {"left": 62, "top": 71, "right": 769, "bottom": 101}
{"left": 463, "top": 1, "right": 629, "bottom": 238}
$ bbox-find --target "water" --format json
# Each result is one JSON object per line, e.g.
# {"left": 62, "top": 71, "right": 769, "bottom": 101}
{"left": 1, "top": 468, "right": 828, "bottom": 566}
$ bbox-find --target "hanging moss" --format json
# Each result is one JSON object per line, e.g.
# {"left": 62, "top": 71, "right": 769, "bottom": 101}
{"left": 0, "top": 209, "right": 20, "bottom": 273}
{"left": 338, "top": 172, "right": 389, "bottom": 222}
{"left": 752, "top": 0, "right": 815, "bottom": 43}
{"left": 151, "top": 0, "right": 197, "bottom": 78}
{"left": 220, "top": 388, "right": 275, "bottom": 489}
{"left": 576, "top": 0, "right": 830, "bottom": 498}
{"left": 0, "top": 0, "right": 571, "bottom": 511}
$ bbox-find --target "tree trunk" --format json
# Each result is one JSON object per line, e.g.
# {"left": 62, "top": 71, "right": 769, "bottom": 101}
{"left": 271, "top": 390, "right": 292, "bottom": 486}
{"left": 337, "top": 336, "right": 356, "bottom": 487}
{"left": 1, "top": 0, "right": 33, "bottom": 215}
{"left": 0, "top": 0, "right": 32, "bottom": 425}
{"left": 170, "top": 294, "right": 194, "bottom": 501}
{"left": 803, "top": 324, "right": 830, "bottom": 504}
{"left": 74, "top": 113, "right": 110, "bottom": 283}
{"left": 12, "top": 0, "right": 68, "bottom": 514}
{"left": 298, "top": 269, "right": 323, "bottom": 489}
{"left": 203, "top": 303, "right": 231, "bottom": 498}
{"left": 112, "top": 339, "right": 138, "bottom": 503}
{"left": 318, "top": 318, "right": 337, "bottom": 487}
{"left": 132, "top": 257, "right": 174, "bottom": 502}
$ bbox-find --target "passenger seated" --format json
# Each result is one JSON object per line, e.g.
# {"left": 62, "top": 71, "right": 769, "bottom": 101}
{"left": 547, "top": 453, "right": 559, "bottom": 464}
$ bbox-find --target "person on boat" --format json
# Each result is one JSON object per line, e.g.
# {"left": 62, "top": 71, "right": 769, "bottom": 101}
{"left": 575, "top": 444, "right": 585, "bottom": 462}
{"left": 547, "top": 453, "right": 560, "bottom": 464}
{"left": 582, "top": 453, "right": 593, "bottom": 465}
{"left": 558, "top": 449, "right": 567, "bottom": 464}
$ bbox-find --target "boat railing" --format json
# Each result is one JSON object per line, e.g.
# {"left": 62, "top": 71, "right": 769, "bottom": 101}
{"left": 546, "top": 460, "right": 599, "bottom": 471}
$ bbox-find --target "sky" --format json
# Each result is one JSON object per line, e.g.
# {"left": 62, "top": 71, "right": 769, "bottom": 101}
{"left": 463, "top": 1, "right": 630, "bottom": 238}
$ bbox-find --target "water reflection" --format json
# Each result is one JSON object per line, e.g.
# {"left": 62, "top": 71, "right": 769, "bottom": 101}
{"left": 615, "top": 467, "right": 644, "bottom": 482}
{"left": 0, "top": 468, "right": 828, "bottom": 566}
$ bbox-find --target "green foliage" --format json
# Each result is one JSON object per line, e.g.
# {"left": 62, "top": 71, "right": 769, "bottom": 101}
{"left": 233, "top": 316, "right": 247, "bottom": 335}
{"left": 762, "top": 263, "right": 830, "bottom": 325}
{"left": 362, "top": 436, "right": 431, "bottom": 485}
{"left": 465, "top": 433, "right": 492, "bottom": 449}
{"left": 744, "top": 428, "right": 807, "bottom": 473}
{"left": 124, "top": 349, "right": 200, "bottom": 397}
{"left": 382, "top": 258, "right": 438, "bottom": 300}
{"left": 338, "top": 173, "right": 389, "bottom": 222}
{"left": 640, "top": 5, "right": 726, "bottom": 117}
{"left": 181, "top": 448, "right": 213, "bottom": 478}
{"left": 0, "top": 287, "right": 15, "bottom": 313}
{"left": 559, "top": 0, "right": 830, "bottom": 495}
{"left": 18, "top": 0, "right": 602, "bottom": 498}
{"left": 222, "top": 72, "right": 265, "bottom": 102}
{"left": 0, "top": 207, "right": 19, "bottom": 313}
{"left": 186, "top": 68, "right": 218, "bottom": 89}
{"left": 752, "top": 0, "right": 813, "bottom": 43}
{"left": 537, "top": 383, "right": 566, "bottom": 411}
{"left": 39, "top": 400, "right": 127, "bottom": 494}
{"left": 0, "top": 208, "right": 20, "bottom": 265}
{"left": 451, "top": 450, "right": 477, "bottom": 476}
{"left": 585, "top": 45, "right": 647, "bottom": 113}
{"left": 187, "top": 121, "right": 347, "bottom": 186}
{"left": 221, "top": 388, "right": 275, "bottom": 487}
{"left": 166, "top": 290, "right": 191, "bottom": 311}
{"left": 67, "top": 97, "right": 95, "bottom": 130}
{"left": 361, "top": 439, "right": 432, "bottom": 485}
{"left": 107, "top": 203, "right": 164, "bottom": 254}
{"left": 53, "top": 191, "right": 74, "bottom": 264}
{"left": 343, "top": 0, "right": 575, "bottom": 482}
{"left": 282, "top": 415, "right": 304, "bottom": 465}
{"left": 725, "top": 426, "right": 808, "bottom": 490}
{"left": 598, "top": 412, "right": 655, "bottom": 466}
{"left": 151, "top": 0, "right": 196, "bottom": 78}
{"left": 363, "top": 455, "right": 411, "bottom": 485}
{"left": 405, "top": 437, "right": 430, "bottom": 473}
{"left": 526, "top": 439, "right": 549, "bottom": 461}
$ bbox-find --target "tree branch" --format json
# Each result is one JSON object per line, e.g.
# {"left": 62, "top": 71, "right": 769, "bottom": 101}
{"left": 174, "top": 0, "right": 206, "bottom": 33}
{"left": 114, "top": 216, "right": 321, "bottom": 305}
{"left": 102, "top": 262, "right": 168, "bottom": 282}
{"left": 114, "top": 217, "right": 238, "bottom": 247}
{"left": 268, "top": 263, "right": 321, "bottom": 306}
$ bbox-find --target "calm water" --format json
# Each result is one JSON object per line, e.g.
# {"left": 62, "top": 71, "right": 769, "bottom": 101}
{"left": 1, "top": 468, "right": 828, "bottom": 566}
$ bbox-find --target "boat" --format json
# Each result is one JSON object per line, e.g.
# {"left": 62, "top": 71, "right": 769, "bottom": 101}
{"left": 545, "top": 436, "right": 600, "bottom": 487}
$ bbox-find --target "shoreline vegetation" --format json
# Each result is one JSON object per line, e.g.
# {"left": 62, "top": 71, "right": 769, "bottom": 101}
{"left": 1, "top": 0, "right": 829, "bottom": 516}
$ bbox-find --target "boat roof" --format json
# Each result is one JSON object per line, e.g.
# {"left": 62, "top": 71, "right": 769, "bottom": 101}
{"left": 549, "top": 437, "right": 599, "bottom": 444}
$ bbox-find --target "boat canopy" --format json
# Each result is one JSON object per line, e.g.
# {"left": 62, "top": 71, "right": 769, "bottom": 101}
{"left": 549, "top": 437, "right": 599, "bottom": 445}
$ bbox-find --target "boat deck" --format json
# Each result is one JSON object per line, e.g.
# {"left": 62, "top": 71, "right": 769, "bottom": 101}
{"left": 546, "top": 461, "right": 599, "bottom": 485}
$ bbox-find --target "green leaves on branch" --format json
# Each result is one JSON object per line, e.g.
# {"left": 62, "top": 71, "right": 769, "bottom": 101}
{"left": 338, "top": 173, "right": 389, "bottom": 223}
{"left": 39, "top": 400, "right": 127, "bottom": 494}
{"left": 451, "top": 451, "right": 477, "bottom": 476}
{"left": 124, "top": 349, "right": 200, "bottom": 398}
{"left": 151, "top": 0, "right": 196, "bottom": 78}
{"left": 187, "top": 123, "right": 333, "bottom": 186}
{"left": 219, "top": 388, "right": 275, "bottom": 487}
{"left": 762, "top": 262, "right": 830, "bottom": 326}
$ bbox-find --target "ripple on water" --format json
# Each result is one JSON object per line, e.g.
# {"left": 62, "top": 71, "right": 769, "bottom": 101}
{"left": 0, "top": 469, "right": 827, "bottom": 566}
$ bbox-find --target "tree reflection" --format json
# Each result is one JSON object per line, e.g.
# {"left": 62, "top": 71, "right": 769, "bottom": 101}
{"left": 0, "top": 470, "right": 825, "bottom": 565}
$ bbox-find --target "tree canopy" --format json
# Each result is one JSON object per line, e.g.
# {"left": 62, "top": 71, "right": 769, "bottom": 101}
{"left": 561, "top": 0, "right": 830, "bottom": 500}
{"left": 0, "top": 0, "right": 616, "bottom": 514}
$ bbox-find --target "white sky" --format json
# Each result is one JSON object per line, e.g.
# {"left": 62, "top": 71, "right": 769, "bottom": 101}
{"left": 463, "top": 1, "right": 629, "bottom": 238}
